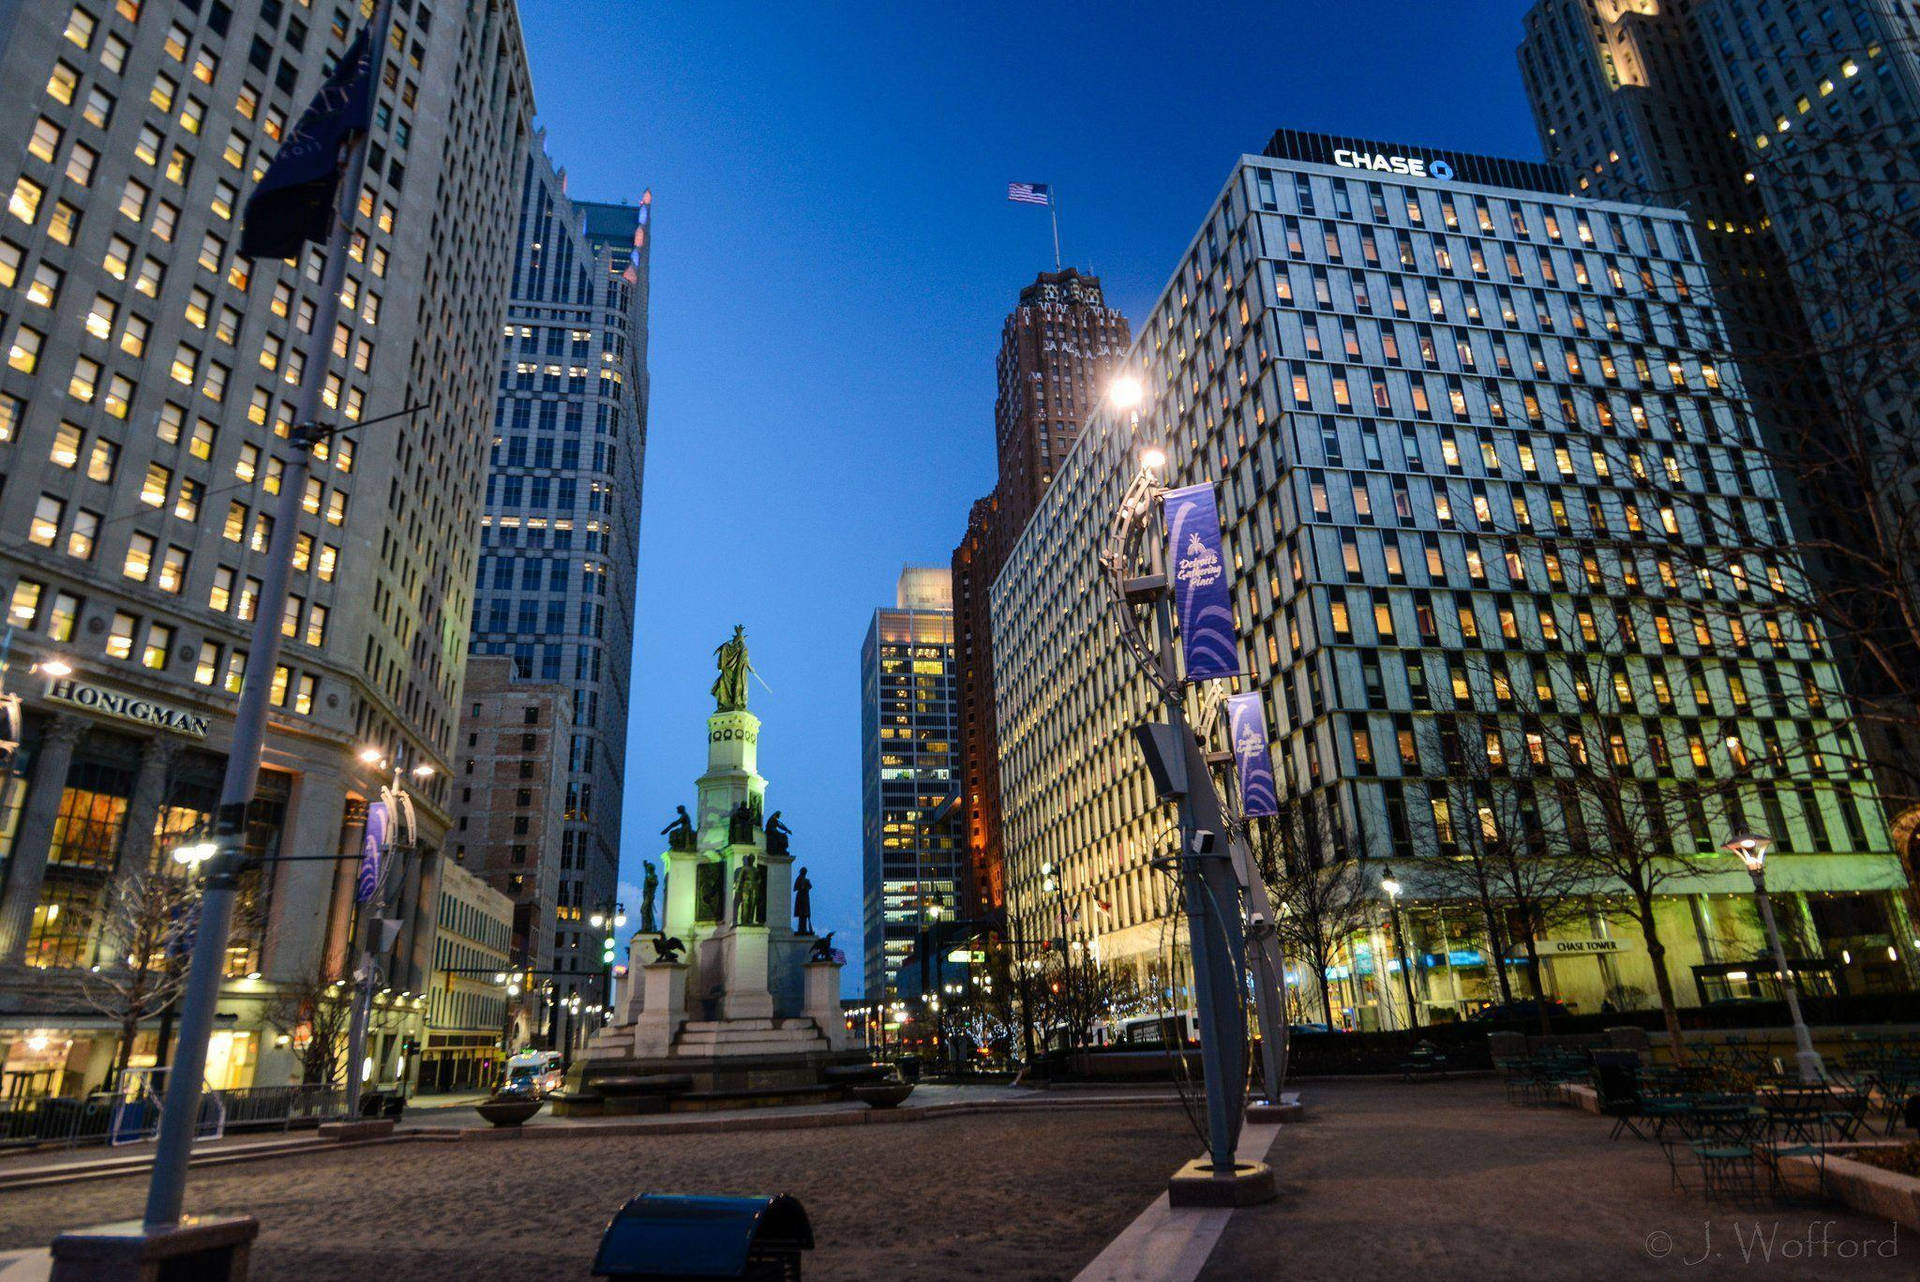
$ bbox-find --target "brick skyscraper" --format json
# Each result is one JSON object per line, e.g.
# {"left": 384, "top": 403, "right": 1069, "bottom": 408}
{"left": 951, "top": 270, "right": 1128, "bottom": 917}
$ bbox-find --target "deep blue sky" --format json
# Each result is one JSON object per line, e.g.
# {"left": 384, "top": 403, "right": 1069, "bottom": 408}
{"left": 513, "top": 0, "right": 1545, "bottom": 989}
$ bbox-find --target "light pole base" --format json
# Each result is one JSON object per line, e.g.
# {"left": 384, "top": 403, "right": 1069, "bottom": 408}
{"left": 1794, "top": 1049, "right": 1828, "bottom": 1083}
{"left": 1246, "top": 1094, "right": 1305, "bottom": 1124}
{"left": 50, "top": 1215, "right": 258, "bottom": 1281}
{"left": 1167, "top": 1159, "right": 1276, "bottom": 1207}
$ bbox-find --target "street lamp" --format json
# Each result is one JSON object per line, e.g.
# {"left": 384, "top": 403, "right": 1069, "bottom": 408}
{"left": 1379, "top": 866, "right": 1420, "bottom": 1031}
{"left": 1721, "top": 829, "right": 1824, "bottom": 1081}
{"left": 1093, "top": 371, "right": 1263, "bottom": 1199}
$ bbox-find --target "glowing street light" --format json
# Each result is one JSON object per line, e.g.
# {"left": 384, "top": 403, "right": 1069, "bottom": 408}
{"left": 1720, "top": 829, "right": 1823, "bottom": 1081}
{"left": 1108, "top": 374, "right": 1144, "bottom": 410}
{"left": 172, "top": 839, "right": 217, "bottom": 867}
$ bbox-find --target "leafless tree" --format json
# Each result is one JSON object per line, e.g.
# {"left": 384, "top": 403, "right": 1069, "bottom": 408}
{"left": 1253, "top": 794, "right": 1377, "bottom": 1028}
{"left": 1416, "top": 691, "right": 1595, "bottom": 1034}
{"left": 262, "top": 959, "right": 356, "bottom": 1086}
{"left": 82, "top": 863, "right": 200, "bottom": 1088}
{"left": 1029, "top": 946, "right": 1139, "bottom": 1050}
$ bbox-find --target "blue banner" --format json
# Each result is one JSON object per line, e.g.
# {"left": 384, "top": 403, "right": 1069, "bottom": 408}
{"left": 1164, "top": 483, "right": 1239, "bottom": 681}
{"left": 1225, "top": 693, "right": 1279, "bottom": 818}
{"left": 357, "top": 800, "right": 389, "bottom": 903}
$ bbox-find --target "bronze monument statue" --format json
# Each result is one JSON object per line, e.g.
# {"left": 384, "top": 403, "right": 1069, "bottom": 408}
{"left": 651, "top": 935, "right": 686, "bottom": 964}
{"left": 639, "top": 861, "right": 660, "bottom": 934}
{"left": 731, "top": 853, "right": 765, "bottom": 926}
{"left": 792, "top": 866, "right": 813, "bottom": 934}
{"left": 711, "top": 625, "right": 756, "bottom": 711}
{"left": 661, "top": 805, "right": 694, "bottom": 852}
{"left": 808, "top": 932, "right": 836, "bottom": 964}
{"left": 728, "top": 801, "right": 756, "bottom": 846}
{"left": 765, "top": 811, "right": 792, "bottom": 858}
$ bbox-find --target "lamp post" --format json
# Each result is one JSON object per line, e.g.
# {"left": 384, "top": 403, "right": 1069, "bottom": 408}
{"left": 1379, "top": 866, "right": 1420, "bottom": 1031}
{"left": 140, "top": 0, "right": 400, "bottom": 1233}
{"left": 589, "top": 902, "right": 627, "bottom": 1026}
{"left": 1096, "top": 373, "right": 1264, "bottom": 1199}
{"left": 1722, "top": 830, "right": 1824, "bottom": 1082}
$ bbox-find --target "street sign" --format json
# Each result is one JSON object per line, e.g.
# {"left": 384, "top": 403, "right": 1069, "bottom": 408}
{"left": 1537, "top": 938, "right": 1625, "bottom": 956}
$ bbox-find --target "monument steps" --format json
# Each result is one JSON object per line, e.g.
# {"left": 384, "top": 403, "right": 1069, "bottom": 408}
{"left": 671, "top": 1018, "right": 830, "bottom": 1057}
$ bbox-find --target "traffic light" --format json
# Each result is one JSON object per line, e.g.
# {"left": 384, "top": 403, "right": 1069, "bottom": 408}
{"left": 601, "top": 934, "right": 616, "bottom": 964}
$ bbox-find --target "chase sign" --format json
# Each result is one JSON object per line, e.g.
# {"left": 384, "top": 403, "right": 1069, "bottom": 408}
{"left": 1333, "top": 149, "right": 1454, "bottom": 181}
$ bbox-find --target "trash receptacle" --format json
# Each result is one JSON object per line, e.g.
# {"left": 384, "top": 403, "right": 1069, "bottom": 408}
{"left": 592, "top": 1193, "right": 813, "bottom": 1280}
{"left": 896, "top": 1055, "right": 921, "bottom": 1083}
{"left": 358, "top": 1090, "right": 387, "bottom": 1118}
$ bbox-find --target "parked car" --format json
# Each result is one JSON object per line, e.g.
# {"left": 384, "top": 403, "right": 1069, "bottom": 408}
{"left": 1287, "top": 1022, "right": 1344, "bottom": 1035}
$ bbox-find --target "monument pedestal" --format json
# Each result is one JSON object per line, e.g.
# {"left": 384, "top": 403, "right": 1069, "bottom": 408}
{"left": 804, "top": 961, "right": 847, "bottom": 1051}
{"left": 721, "top": 928, "right": 774, "bottom": 1021}
{"left": 634, "top": 961, "right": 689, "bottom": 1059}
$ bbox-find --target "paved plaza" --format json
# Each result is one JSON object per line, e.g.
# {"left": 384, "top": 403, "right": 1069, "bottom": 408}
{"left": 0, "top": 1106, "right": 1197, "bottom": 1280}
{"left": 1203, "top": 1078, "right": 1903, "bottom": 1281}
{"left": 0, "top": 1081, "right": 1908, "bottom": 1280}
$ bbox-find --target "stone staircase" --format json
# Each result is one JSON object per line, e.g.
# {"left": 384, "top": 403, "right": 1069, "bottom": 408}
{"left": 670, "top": 1017, "right": 829, "bottom": 1059}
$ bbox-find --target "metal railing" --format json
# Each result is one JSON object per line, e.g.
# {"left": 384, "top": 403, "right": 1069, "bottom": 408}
{"left": 0, "top": 1082, "right": 348, "bottom": 1151}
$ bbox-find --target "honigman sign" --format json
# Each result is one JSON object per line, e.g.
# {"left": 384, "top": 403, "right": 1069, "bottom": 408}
{"left": 46, "top": 677, "right": 212, "bottom": 738}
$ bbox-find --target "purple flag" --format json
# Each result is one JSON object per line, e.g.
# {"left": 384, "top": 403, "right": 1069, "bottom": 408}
{"left": 357, "top": 799, "right": 390, "bottom": 903}
{"left": 1226, "top": 693, "right": 1279, "bottom": 818}
{"left": 1164, "top": 483, "right": 1239, "bottom": 681}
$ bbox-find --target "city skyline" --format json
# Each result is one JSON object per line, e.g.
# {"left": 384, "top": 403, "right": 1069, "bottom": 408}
{"left": 516, "top": 0, "right": 1554, "bottom": 983}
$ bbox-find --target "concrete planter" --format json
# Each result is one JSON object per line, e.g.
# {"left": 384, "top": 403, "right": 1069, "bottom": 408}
{"left": 1776, "top": 1144, "right": 1920, "bottom": 1232}
{"left": 475, "top": 1097, "right": 544, "bottom": 1127}
{"left": 850, "top": 1082, "right": 914, "bottom": 1109}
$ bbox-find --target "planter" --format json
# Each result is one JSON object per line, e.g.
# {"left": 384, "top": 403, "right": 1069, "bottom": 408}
{"left": 1775, "top": 1144, "right": 1920, "bottom": 1232}
{"left": 474, "top": 1097, "right": 543, "bottom": 1128}
{"left": 850, "top": 1082, "right": 914, "bottom": 1110}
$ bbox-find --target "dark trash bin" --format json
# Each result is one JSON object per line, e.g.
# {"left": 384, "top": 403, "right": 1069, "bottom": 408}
{"left": 895, "top": 1055, "right": 921, "bottom": 1083}
{"left": 592, "top": 1193, "right": 814, "bottom": 1280}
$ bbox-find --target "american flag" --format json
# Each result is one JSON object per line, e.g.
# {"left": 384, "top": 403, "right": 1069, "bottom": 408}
{"left": 1008, "top": 181, "right": 1052, "bottom": 206}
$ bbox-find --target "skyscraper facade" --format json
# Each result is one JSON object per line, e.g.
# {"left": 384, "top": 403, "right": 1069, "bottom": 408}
{"left": 951, "top": 270, "right": 1128, "bottom": 920}
{"left": 0, "top": 0, "right": 534, "bottom": 1093}
{"left": 1518, "top": 0, "right": 1920, "bottom": 817}
{"left": 457, "top": 143, "right": 648, "bottom": 1035}
{"left": 991, "top": 130, "right": 1913, "bottom": 1023}
{"left": 860, "top": 567, "right": 960, "bottom": 1002}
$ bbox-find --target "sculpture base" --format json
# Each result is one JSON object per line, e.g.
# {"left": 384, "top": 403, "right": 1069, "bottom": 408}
{"left": 1166, "top": 1159, "right": 1276, "bottom": 1208}
{"left": 50, "top": 1215, "right": 259, "bottom": 1281}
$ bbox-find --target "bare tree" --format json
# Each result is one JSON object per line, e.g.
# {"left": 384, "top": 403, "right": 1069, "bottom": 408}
{"left": 1417, "top": 696, "right": 1595, "bottom": 1034}
{"left": 82, "top": 863, "right": 200, "bottom": 1088}
{"left": 1030, "top": 946, "right": 1140, "bottom": 1050}
{"left": 262, "top": 959, "right": 356, "bottom": 1086}
{"left": 1254, "top": 794, "right": 1377, "bottom": 1028}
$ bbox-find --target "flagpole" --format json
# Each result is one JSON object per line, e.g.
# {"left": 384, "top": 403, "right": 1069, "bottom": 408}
{"left": 141, "top": 0, "right": 394, "bottom": 1230}
{"left": 1050, "top": 192, "right": 1062, "bottom": 272}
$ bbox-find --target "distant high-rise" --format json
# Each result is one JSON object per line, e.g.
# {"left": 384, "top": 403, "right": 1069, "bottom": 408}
{"left": 0, "top": 0, "right": 534, "bottom": 1093}
{"left": 453, "top": 144, "right": 649, "bottom": 1046}
{"left": 860, "top": 567, "right": 959, "bottom": 1002}
{"left": 1518, "top": 0, "right": 1920, "bottom": 815}
{"left": 951, "top": 271, "right": 1129, "bottom": 920}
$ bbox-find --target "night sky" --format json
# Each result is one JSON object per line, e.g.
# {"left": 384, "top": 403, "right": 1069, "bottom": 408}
{"left": 512, "top": 0, "right": 1548, "bottom": 989}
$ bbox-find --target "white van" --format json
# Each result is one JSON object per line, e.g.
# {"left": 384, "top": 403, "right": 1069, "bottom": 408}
{"left": 504, "top": 1051, "right": 564, "bottom": 1095}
